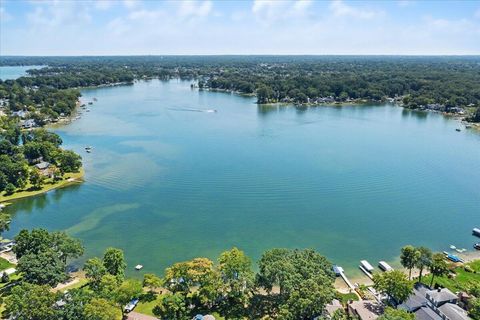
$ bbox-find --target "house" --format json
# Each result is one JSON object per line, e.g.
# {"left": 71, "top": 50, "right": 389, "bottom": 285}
{"left": 11, "top": 110, "right": 27, "bottom": 118}
{"left": 348, "top": 300, "right": 384, "bottom": 320}
{"left": 21, "top": 119, "right": 36, "bottom": 128}
{"left": 35, "top": 161, "right": 50, "bottom": 171}
{"left": 324, "top": 299, "right": 343, "bottom": 318}
{"left": 399, "top": 284, "right": 471, "bottom": 320}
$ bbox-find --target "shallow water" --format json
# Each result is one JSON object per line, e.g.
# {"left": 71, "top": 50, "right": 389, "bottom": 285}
{"left": 4, "top": 79, "right": 480, "bottom": 277}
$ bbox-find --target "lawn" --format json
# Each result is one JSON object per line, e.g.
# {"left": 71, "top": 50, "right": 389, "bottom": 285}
{"left": 0, "top": 168, "right": 84, "bottom": 203}
{"left": 0, "top": 257, "right": 14, "bottom": 271}
{"left": 422, "top": 260, "right": 480, "bottom": 292}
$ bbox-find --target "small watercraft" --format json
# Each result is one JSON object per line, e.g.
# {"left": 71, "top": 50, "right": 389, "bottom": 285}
{"left": 450, "top": 245, "right": 456, "bottom": 250}
{"left": 456, "top": 128, "right": 461, "bottom": 132}
{"left": 135, "top": 264, "right": 143, "bottom": 270}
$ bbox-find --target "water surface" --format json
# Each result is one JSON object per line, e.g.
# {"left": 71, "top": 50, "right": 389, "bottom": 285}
{"left": 0, "top": 65, "right": 45, "bottom": 80}
{"left": 4, "top": 80, "right": 480, "bottom": 277}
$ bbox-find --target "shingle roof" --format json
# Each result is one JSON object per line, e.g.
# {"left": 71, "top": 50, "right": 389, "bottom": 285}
{"left": 415, "top": 306, "right": 443, "bottom": 320}
{"left": 438, "top": 303, "right": 471, "bottom": 320}
{"left": 427, "top": 288, "right": 457, "bottom": 305}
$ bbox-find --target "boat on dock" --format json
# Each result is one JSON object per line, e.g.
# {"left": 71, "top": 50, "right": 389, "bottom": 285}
{"left": 473, "top": 228, "right": 480, "bottom": 237}
{"left": 333, "top": 265, "right": 344, "bottom": 277}
{"left": 378, "top": 261, "right": 393, "bottom": 272}
{"left": 445, "top": 253, "right": 463, "bottom": 263}
{"left": 360, "top": 260, "right": 375, "bottom": 273}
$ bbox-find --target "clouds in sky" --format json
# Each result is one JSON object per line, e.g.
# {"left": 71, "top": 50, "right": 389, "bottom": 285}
{"left": 1, "top": 0, "right": 479, "bottom": 55}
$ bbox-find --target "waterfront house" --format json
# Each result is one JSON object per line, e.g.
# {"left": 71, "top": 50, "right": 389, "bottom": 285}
{"left": 324, "top": 299, "right": 343, "bottom": 319}
{"left": 348, "top": 300, "right": 384, "bottom": 320}
{"left": 398, "top": 284, "right": 471, "bottom": 320}
{"left": 35, "top": 161, "right": 50, "bottom": 171}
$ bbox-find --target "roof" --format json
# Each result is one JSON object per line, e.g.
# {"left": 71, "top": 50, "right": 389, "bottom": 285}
{"left": 399, "top": 283, "right": 430, "bottom": 312}
{"left": 427, "top": 288, "right": 457, "bottom": 306}
{"left": 325, "top": 299, "right": 343, "bottom": 316}
{"left": 438, "top": 303, "right": 471, "bottom": 320}
{"left": 126, "top": 312, "right": 158, "bottom": 320}
{"left": 414, "top": 306, "right": 443, "bottom": 320}
{"left": 35, "top": 161, "right": 50, "bottom": 170}
{"left": 349, "top": 300, "right": 383, "bottom": 320}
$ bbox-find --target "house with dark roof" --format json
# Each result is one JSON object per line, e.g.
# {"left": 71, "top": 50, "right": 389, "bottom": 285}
{"left": 398, "top": 284, "right": 471, "bottom": 320}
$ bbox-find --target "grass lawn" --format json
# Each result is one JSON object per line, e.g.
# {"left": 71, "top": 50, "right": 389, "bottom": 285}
{"left": 0, "top": 168, "right": 84, "bottom": 203}
{"left": 0, "top": 257, "right": 14, "bottom": 271}
{"left": 422, "top": 260, "right": 480, "bottom": 292}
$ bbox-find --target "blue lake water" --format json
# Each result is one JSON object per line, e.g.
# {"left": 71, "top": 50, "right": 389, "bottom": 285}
{"left": 3, "top": 79, "right": 480, "bottom": 277}
{"left": 0, "top": 65, "right": 45, "bottom": 80}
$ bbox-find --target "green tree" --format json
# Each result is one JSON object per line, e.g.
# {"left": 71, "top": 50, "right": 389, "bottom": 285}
{"left": 5, "top": 282, "right": 59, "bottom": 320}
{"left": 469, "top": 298, "right": 480, "bottom": 320}
{"left": 429, "top": 253, "right": 449, "bottom": 287}
{"left": 415, "top": 247, "right": 432, "bottom": 283}
{"left": 17, "top": 249, "right": 68, "bottom": 286}
{"left": 84, "top": 257, "right": 107, "bottom": 289}
{"left": 153, "top": 293, "right": 189, "bottom": 320}
{"left": 0, "top": 212, "right": 11, "bottom": 234}
{"left": 400, "top": 245, "right": 420, "bottom": 280}
{"left": 84, "top": 298, "right": 121, "bottom": 320}
{"left": 256, "top": 248, "right": 335, "bottom": 319}
{"left": 103, "top": 247, "right": 127, "bottom": 279}
{"left": 115, "top": 279, "right": 143, "bottom": 316}
{"left": 218, "top": 247, "right": 254, "bottom": 318}
{"left": 56, "top": 149, "right": 82, "bottom": 173}
{"left": 29, "top": 167, "right": 45, "bottom": 190}
{"left": 5, "top": 182, "right": 15, "bottom": 195}
{"left": 57, "top": 288, "right": 94, "bottom": 320}
{"left": 373, "top": 270, "right": 413, "bottom": 304}
{"left": 378, "top": 307, "right": 415, "bottom": 320}
{"left": 143, "top": 273, "right": 162, "bottom": 293}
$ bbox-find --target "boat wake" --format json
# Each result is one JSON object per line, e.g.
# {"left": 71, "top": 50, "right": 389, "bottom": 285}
{"left": 168, "top": 107, "right": 217, "bottom": 113}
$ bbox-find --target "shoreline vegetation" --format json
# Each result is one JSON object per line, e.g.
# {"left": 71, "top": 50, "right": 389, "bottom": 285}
{"left": 1, "top": 229, "right": 479, "bottom": 319}
{"left": 0, "top": 167, "right": 84, "bottom": 204}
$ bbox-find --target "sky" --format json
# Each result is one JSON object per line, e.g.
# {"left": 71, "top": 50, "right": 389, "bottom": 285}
{"left": 1, "top": 0, "right": 480, "bottom": 56}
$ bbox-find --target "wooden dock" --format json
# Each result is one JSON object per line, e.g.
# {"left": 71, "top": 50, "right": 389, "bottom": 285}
{"left": 339, "top": 269, "right": 355, "bottom": 290}
{"left": 359, "top": 265, "right": 374, "bottom": 280}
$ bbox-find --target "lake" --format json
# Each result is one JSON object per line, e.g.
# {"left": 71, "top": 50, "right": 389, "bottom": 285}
{"left": 0, "top": 65, "right": 45, "bottom": 80}
{"left": 3, "top": 79, "right": 480, "bottom": 277}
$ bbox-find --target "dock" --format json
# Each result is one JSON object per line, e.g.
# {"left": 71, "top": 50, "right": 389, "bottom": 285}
{"left": 338, "top": 268, "right": 355, "bottom": 290}
{"left": 359, "top": 265, "right": 374, "bottom": 279}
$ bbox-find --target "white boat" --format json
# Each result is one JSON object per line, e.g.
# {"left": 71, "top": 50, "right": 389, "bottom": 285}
{"left": 135, "top": 264, "right": 143, "bottom": 270}
{"left": 378, "top": 261, "right": 394, "bottom": 272}
{"left": 450, "top": 245, "right": 456, "bottom": 250}
{"left": 360, "top": 260, "right": 375, "bottom": 273}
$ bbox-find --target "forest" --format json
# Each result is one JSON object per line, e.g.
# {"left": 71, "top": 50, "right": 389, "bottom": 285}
{"left": 1, "top": 55, "right": 479, "bottom": 122}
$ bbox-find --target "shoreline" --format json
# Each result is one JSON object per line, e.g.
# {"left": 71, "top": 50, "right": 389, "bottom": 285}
{"left": 0, "top": 168, "right": 84, "bottom": 205}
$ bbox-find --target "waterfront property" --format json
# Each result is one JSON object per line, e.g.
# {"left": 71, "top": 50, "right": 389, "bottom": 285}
{"left": 2, "top": 79, "right": 480, "bottom": 277}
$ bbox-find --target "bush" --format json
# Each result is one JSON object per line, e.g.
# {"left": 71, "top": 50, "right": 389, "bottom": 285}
{"left": 4, "top": 183, "right": 16, "bottom": 195}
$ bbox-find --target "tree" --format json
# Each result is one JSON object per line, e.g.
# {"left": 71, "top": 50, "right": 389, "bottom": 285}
{"left": 415, "top": 247, "right": 432, "bottom": 283}
{"left": 153, "top": 293, "right": 189, "bottom": 320}
{"left": 256, "top": 248, "right": 335, "bottom": 319}
{"left": 0, "top": 212, "right": 11, "bottom": 234}
{"left": 57, "top": 288, "right": 94, "bottom": 320}
{"left": 218, "top": 247, "right": 254, "bottom": 318}
{"left": 115, "top": 279, "right": 143, "bottom": 316}
{"left": 143, "top": 273, "right": 162, "bottom": 293}
{"left": 14, "top": 229, "right": 83, "bottom": 286}
{"left": 378, "top": 307, "right": 415, "bottom": 320}
{"left": 373, "top": 270, "right": 413, "bottom": 304}
{"left": 84, "top": 298, "right": 121, "bottom": 320}
{"left": 29, "top": 167, "right": 45, "bottom": 190}
{"left": 56, "top": 149, "right": 82, "bottom": 173}
{"left": 98, "top": 274, "right": 121, "bottom": 298}
{"left": 5, "top": 182, "right": 15, "bottom": 195}
{"left": 17, "top": 249, "right": 68, "bottom": 286}
{"left": 103, "top": 247, "right": 127, "bottom": 279}
{"left": 400, "top": 245, "right": 420, "bottom": 280}
{"left": 84, "top": 257, "right": 107, "bottom": 289}
{"left": 5, "top": 282, "right": 59, "bottom": 320}
{"left": 429, "top": 253, "right": 449, "bottom": 287}
{"left": 469, "top": 298, "right": 480, "bottom": 320}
